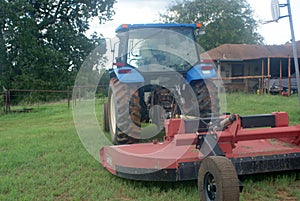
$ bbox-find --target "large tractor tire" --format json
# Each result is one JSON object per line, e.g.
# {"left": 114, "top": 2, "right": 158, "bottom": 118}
{"left": 191, "top": 79, "right": 219, "bottom": 118}
{"left": 102, "top": 102, "right": 109, "bottom": 132}
{"left": 108, "top": 77, "right": 141, "bottom": 144}
{"left": 198, "top": 156, "right": 240, "bottom": 201}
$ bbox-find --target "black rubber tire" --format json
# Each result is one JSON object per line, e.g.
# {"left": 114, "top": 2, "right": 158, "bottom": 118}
{"left": 191, "top": 79, "right": 219, "bottom": 118}
{"left": 108, "top": 77, "right": 141, "bottom": 144}
{"left": 147, "top": 87, "right": 175, "bottom": 129}
{"left": 198, "top": 156, "right": 240, "bottom": 201}
{"left": 102, "top": 102, "right": 109, "bottom": 132}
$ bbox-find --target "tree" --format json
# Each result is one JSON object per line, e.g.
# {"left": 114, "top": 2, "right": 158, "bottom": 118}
{"left": 160, "top": 0, "right": 263, "bottom": 51}
{"left": 0, "top": 0, "right": 115, "bottom": 90}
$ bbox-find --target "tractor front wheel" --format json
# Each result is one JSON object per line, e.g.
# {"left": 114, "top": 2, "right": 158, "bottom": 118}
{"left": 198, "top": 156, "right": 240, "bottom": 201}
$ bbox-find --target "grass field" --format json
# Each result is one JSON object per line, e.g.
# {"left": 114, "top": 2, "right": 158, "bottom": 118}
{"left": 0, "top": 93, "right": 300, "bottom": 201}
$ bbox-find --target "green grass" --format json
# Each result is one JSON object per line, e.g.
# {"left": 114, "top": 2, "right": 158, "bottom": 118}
{"left": 225, "top": 93, "right": 300, "bottom": 124}
{"left": 0, "top": 94, "right": 300, "bottom": 200}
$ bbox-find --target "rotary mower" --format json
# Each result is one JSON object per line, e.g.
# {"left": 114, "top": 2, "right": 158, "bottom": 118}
{"left": 100, "top": 23, "right": 300, "bottom": 201}
{"left": 101, "top": 112, "right": 300, "bottom": 200}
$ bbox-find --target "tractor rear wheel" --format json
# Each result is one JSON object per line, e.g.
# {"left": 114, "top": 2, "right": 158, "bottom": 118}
{"left": 191, "top": 79, "right": 219, "bottom": 118}
{"left": 108, "top": 77, "right": 141, "bottom": 144}
{"left": 102, "top": 102, "right": 109, "bottom": 132}
{"left": 198, "top": 156, "right": 240, "bottom": 201}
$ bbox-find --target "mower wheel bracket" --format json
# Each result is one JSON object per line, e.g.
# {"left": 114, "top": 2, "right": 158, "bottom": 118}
{"left": 196, "top": 134, "right": 225, "bottom": 157}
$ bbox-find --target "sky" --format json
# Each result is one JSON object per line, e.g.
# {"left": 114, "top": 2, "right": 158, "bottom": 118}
{"left": 87, "top": 0, "right": 300, "bottom": 45}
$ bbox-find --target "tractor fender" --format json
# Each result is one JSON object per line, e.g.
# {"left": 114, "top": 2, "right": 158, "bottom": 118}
{"left": 113, "top": 67, "right": 144, "bottom": 83}
{"left": 186, "top": 64, "right": 216, "bottom": 83}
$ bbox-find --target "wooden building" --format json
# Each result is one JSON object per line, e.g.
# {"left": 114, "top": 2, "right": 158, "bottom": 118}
{"left": 202, "top": 42, "right": 300, "bottom": 93}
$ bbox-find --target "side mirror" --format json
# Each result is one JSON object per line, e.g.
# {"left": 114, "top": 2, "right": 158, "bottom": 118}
{"left": 195, "top": 29, "right": 206, "bottom": 36}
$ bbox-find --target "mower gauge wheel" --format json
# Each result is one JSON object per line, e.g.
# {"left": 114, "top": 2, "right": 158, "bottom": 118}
{"left": 198, "top": 156, "right": 239, "bottom": 201}
{"left": 204, "top": 172, "right": 217, "bottom": 200}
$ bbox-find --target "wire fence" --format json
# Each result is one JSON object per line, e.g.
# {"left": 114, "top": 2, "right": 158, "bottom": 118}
{"left": 2, "top": 76, "right": 296, "bottom": 115}
{"left": 1, "top": 85, "right": 108, "bottom": 114}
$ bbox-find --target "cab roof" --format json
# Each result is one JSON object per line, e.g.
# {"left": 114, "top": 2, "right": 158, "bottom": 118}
{"left": 115, "top": 23, "right": 202, "bottom": 33}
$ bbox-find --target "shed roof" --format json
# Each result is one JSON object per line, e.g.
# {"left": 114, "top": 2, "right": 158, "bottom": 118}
{"left": 202, "top": 42, "right": 300, "bottom": 61}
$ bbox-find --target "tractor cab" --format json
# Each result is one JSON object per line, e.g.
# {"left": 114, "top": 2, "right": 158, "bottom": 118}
{"left": 110, "top": 23, "right": 216, "bottom": 85}
{"left": 113, "top": 23, "right": 208, "bottom": 73}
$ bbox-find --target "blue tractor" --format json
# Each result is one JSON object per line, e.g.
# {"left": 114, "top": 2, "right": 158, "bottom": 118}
{"left": 104, "top": 23, "right": 219, "bottom": 144}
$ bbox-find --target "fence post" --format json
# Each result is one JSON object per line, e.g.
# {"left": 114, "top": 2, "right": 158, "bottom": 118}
{"left": 1, "top": 91, "right": 4, "bottom": 113}
{"left": 4, "top": 89, "right": 10, "bottom": 114}
{"left": 7, "top": 90, "right": 10, "bottom": 113}
{"left": 67, "top": 87, "right": 70, "bottom": 109}
{"left": 72, "top": 86, "right": 76, "bottom": 107}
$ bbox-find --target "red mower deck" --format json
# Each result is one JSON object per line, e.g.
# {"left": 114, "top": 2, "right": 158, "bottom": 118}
{"left": 100, "top": 112, "right": 300, "bottom": 181}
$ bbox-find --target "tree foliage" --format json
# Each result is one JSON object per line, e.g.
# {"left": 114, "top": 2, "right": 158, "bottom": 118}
{"left": 0, "top": 0, "right": 115, "bottom": 90}
{"left": 160, "top": 0, "right": 263, "bottom": 51}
